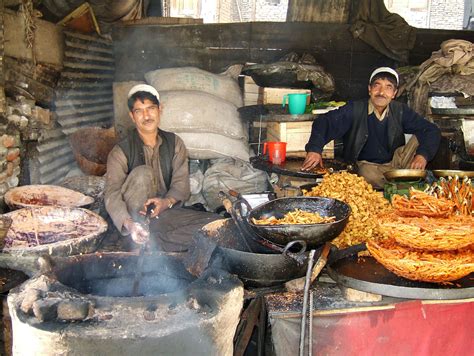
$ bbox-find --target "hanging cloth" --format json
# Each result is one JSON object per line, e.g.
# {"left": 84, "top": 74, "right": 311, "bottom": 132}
{"left": 350, "top": 0, "right": 416, "bottom": 63}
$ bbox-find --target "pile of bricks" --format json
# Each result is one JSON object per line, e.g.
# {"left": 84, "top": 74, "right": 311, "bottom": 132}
{"left": 0, "top": 95, "right": 51, "bottom": 210}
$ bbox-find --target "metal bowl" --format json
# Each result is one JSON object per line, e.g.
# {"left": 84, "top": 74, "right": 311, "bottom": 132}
{"left": 432, "top": 170, "right": 474, "bottom": 179}
{"left": 383, "top": 169, "right": 427, "bottom": 182}
{"left": 246, "top": 196, "right": 351, "bottom": 248}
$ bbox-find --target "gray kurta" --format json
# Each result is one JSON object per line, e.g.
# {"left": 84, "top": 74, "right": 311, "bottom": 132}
{"left": 104, "top": 131, "right": 190, "bottom": 233}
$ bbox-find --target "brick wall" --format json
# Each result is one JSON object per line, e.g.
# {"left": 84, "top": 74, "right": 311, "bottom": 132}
{"left": 255, "top": 0, "right": 288, "bottom": 21}
{"left": 385, "top": 0, "right": 466, "bottom": 30}
{"left": 429, "top": 0, "right": 465, "bottom": 30}
{"left": 0, "top": 128, "right": 20, "bottom": 205}
{"left": 216, "top": 0, "right": 288, "bottom": 22}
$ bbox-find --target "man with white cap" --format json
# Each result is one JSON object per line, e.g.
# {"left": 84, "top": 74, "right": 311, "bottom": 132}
{"left": 302, "top": 67, "right": 441, "bottom": 189}
{"left": 105, "top": 84, "right": 218, "bottom": 251}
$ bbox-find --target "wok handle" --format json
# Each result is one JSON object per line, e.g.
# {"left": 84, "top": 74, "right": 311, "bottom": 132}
{"left": 234, "top": 198, "right": 253, "bottom": 219}
{"left": 282, "top": 240, "right": 307, "bottom": 255}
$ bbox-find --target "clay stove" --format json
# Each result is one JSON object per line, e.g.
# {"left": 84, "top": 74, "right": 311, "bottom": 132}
{"left": 8, "top": 252, "right": 243, "bottom": 355}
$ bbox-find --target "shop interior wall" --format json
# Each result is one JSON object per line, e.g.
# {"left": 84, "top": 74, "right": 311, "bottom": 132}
{"left": 113, "top": 22, "right": 474, "bottom": 100}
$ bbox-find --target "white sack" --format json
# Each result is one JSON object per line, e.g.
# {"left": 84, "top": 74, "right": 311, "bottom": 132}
{"left": 160, "top": 91, "right": 247, "bottom": 140}
{"left": 176, "top": 132, "right": 250, "bottom": 162}
{"left": 113, "top": 80, "right": 145, "bottom": 139}
{"left": 145, "top": 67, "right": 243, "bottom": 107}
{"left": 202, "top": 158, "right": 269, "bottom": 211}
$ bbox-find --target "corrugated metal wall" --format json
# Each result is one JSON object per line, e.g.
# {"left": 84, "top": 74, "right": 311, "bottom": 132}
{"left": 55, "top": 31, "right": 114, "bottom": 134}
{"left": 30, "top": 30, "right": 114, "bottom": 184}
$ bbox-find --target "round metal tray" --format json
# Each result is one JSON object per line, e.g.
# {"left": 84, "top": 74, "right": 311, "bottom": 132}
{"left": 383, "top": 169, "right": 427, "bottom": 182}
{"left": 327, "top": 254, "right": 474, "bottom": 300}
{"left": 432, "top": 169, "right": 474, "bottom": 178}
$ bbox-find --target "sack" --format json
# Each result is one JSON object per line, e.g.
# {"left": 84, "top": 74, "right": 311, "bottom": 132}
{"left": 202, "top": 158, "right": 269, "bottom": 211}
{"left": 160, "top": 91, "right": 247, "bottom": 140}
{"left": 176, "top": 132, "right": 250, "bottom": 162}
{"left": 113, "top": 81, "right": 145, "bottom": 139}
{"left": 145, "top": 67, "right": 243, "bottom": 107}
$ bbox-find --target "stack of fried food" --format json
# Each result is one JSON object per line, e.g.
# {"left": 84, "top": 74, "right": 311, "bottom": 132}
{"left": 302, "top": 171, "right": 391, "bottom": 248}
{"left": 368, "top": 188, "right": 474, "bottom": 283}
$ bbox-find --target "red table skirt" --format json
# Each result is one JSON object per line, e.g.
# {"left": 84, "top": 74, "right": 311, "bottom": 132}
{"left": 269, "top": 299, "right": 474, "bottom": 356}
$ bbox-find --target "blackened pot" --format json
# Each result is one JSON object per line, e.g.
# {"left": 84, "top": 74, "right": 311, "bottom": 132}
{"left": 245, "top": 196, "right": 351, "bottom": 248}
{"left": 198, "top": 219, "right": 311, "bottom": 287}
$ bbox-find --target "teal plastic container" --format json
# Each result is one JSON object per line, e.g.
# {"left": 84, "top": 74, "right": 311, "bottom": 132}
{"left": 282, "top": 93, "right": 310, "bottom": 115}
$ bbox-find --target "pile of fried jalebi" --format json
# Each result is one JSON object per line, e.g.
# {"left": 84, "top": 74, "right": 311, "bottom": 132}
{"left": 371, "top": 188, "right": 474, "bottom": 283}
{"left": 367, "top": 238, "right": 474, "bottom": 283}
{"left": 303, "top": 171, "right": 391, "bottom": 248}
{"left": 251, "top": 209, "right": 335, "bottom": 225}
{"left": 391, "top": 189, "right": 455, "bottom": 218}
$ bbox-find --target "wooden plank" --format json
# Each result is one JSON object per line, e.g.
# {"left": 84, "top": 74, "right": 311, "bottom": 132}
{"left": 113, "top": 23, "right": 251, "bottom": 50}
{"left": 120, "top": 17, "right": 204, "bottom": 26}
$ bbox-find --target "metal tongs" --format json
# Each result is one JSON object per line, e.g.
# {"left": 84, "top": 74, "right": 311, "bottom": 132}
{"left": 131, "top": 204, "right": 154, "bottom": 296}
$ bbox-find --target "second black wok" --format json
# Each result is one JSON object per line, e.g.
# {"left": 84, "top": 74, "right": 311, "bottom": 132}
{"left": 246, "top": 196, "right": 351, "bottom": 248}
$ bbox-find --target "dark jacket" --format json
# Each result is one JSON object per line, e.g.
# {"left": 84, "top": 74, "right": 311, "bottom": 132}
{"left": 305, "top": 100, "right": 441, "bottom": 164}
{"left": 118, "top": 128, "right": 175, "bottom": 190}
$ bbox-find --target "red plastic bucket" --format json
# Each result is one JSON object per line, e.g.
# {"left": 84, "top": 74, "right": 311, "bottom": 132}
{"left": 263, "top": 141, "right": 287, "bottom": 164}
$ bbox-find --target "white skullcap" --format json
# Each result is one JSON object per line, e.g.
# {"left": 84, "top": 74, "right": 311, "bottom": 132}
{"left": 127, "top": 84, "right": 160, "bottom": 101}
{"left": 369, "top": 67, "right": 399, "bottom": 86}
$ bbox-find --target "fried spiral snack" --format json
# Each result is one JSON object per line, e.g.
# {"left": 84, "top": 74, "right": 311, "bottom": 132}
{"left": 378, "top": 212, "right": 474, "bottom": 251}
{"left": 303, "top": 172, "right": 391, "bottom": 248}
{"left": 251, "top": 209, "right": 335, "bottom": 225}
{"left": 367, "top": 238, "right": 474, "bottom": 283}
{"left": 391, "top": 188, "right": 455, "bottom": 218}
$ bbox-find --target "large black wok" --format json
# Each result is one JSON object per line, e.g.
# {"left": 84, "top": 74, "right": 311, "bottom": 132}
{"left": 196, "top": 219, "right": 310, "bottom": 287}
{"left": 245, "top": 196, "right": 351, "bottom": 248}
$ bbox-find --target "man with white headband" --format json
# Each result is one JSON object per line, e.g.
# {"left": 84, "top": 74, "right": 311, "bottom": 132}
{"left": 105, "top": 84, "right": 218, "bottom": 251}
{"left": 302, "top": 67, "right": 441, "bottom": 189}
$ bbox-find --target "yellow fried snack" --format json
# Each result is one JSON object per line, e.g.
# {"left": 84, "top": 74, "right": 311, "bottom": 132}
{"left": 303, "top": 172, "right": 391, "bottom": 248}
{"left": 251, "top": 209, "right": 335, "bottom": 225}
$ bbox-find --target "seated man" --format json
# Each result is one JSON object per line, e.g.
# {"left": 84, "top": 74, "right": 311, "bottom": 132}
{"left": 105, "top": 84, "right": 219, "bottom": 251}
{"left": 301, "top": 67, "right": 441, "bottom": 189}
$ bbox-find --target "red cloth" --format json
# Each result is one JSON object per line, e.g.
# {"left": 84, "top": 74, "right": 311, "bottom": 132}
{"left": 314, "top": 300, "right": 474, "bottom": 355}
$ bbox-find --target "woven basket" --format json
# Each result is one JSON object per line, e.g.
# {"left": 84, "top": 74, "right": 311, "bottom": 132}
{"left": 367, "top": 238, "right": 474, "bottom": 283}
{"left": 378, "top": 213, "right": 474, "bottom": 251}
{"left": 69, "top": 127, "right": 117, "bottom": 176}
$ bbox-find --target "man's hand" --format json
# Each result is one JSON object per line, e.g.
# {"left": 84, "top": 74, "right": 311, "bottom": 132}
{"left": 124, "top": 218, "right": 149, "bottom": 245}
{"left": 301, "top": 152, "right": 323, "bottom": 171}
{"left": 140, "top": 197, "right": 173, "bottom": 219}
{"left": 410, "top": 154, "right": 427, "bottom": 170}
